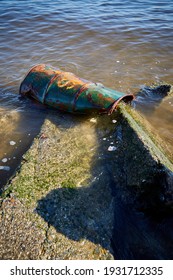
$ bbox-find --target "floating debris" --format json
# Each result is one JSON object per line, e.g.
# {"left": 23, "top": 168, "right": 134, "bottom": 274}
{"left": 2, "top": 158, "right": 8, "bottom": 163}
{"left": 9, "top": 141, "right": 16, "bottom": 146}
{"left": 0, "top": 166, "right": 10, "bottom": 171}
{"left": 108, "top": 146, "right": 117, "bottom": 152}
{"left": 89, "top": 118, "right": 97, "bottom": 123}
{"left": 112, "top": 119, "right": 117, "bottom": 123}
{"left": 20, "top": 64, "right": 134, "bottom": 115}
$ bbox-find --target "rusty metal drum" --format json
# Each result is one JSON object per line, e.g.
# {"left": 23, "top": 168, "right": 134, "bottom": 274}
{"left": 19, "top": 64, "right": 134, "bottom": 114}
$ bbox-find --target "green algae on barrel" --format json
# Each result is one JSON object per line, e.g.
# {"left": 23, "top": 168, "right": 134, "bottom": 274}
{"left": 19, "top": 64, "right": 134, "bottom": 114}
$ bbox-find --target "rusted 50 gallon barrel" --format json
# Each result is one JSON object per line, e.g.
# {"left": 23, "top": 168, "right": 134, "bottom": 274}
{"left": 20, "top": 64, "right": 134, "bottom": 114}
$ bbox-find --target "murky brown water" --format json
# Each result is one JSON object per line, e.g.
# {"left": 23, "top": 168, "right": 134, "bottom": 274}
{"left": 0, "top": 0, "right": 173, "bottom": 187}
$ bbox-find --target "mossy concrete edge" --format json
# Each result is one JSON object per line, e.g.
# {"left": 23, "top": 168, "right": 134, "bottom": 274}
{"left": 119, "top": 103, "right": 173, "bottom": 171}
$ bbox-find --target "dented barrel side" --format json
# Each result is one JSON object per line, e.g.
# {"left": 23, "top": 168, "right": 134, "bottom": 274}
{"left": 20, "top": 64, "right": 134, "bottom": 114}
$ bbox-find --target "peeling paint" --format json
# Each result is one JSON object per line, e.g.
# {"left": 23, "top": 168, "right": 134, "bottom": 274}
{"left": 20, "top": 64, "right": 134, "bottom": 114}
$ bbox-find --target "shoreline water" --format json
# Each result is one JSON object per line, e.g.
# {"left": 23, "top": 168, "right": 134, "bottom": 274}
{"left": 1, "top": 101, "right": 173, "bottom": 260}
{"left": 1, "top": 0, "right": 173, "bottom": 259}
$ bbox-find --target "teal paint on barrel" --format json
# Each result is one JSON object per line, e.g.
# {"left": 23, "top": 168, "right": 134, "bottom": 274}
{"left": 19, "top": 64, "right": 134, "bottom": 114}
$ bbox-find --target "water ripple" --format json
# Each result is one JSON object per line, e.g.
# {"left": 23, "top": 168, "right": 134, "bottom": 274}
{"left": 0, "top": 0, "right": 173, "bottom": 181}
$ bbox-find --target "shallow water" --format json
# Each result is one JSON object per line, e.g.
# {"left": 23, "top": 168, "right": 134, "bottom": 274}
{"left": 0, "top": 0, "right": 173, "bottom": 185}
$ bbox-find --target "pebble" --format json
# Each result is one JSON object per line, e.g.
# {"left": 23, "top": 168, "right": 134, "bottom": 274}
{"left": 0, "top": 166, "right": 10, "bottom": 171}
{"left": 2, "top": 158, "right": 8, "bottom": 163}
{"left": 9, "top": 141, "right": 16, "bottom": 146}
{"left": 90, "top": 118, "right": 97, "bottom": 123}
{"left": 108, "top": 146, "right": 117, "bottom": 152}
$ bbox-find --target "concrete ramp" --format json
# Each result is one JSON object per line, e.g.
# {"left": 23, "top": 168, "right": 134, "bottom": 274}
{"left": 0, "top": 94, "right": 173, "bottom": 259}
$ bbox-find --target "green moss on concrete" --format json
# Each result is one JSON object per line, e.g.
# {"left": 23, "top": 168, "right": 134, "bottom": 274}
{"left": 0, "top": 112, "right": 115, "bottom": 260}
{"left": 5, "top": 118, "right": 97, "bottom": 206}
{"left": 1, "top": 88, "right": 173, "bottom": 259}
{"left": 119, "top": 103, "right": 173, "bottom": 169}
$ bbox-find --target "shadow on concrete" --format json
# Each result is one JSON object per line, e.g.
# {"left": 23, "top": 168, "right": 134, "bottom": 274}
{"left": 2, "top": 84, "right": 173, "bottom": 259}
{"left": 35, "top": 111, "right": 173, "bottom": 260}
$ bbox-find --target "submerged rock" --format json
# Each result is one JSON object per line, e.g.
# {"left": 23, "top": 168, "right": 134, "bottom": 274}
{"left": 134, "top": 83, "right": 173, "bottom": 114}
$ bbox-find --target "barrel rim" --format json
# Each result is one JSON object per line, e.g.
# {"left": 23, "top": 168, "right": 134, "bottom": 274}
{"left": 19, "top": 64, "right": 46, "bottom": 94}
{"left": 108, "top": 94, "right": 135, "bottom": 115}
